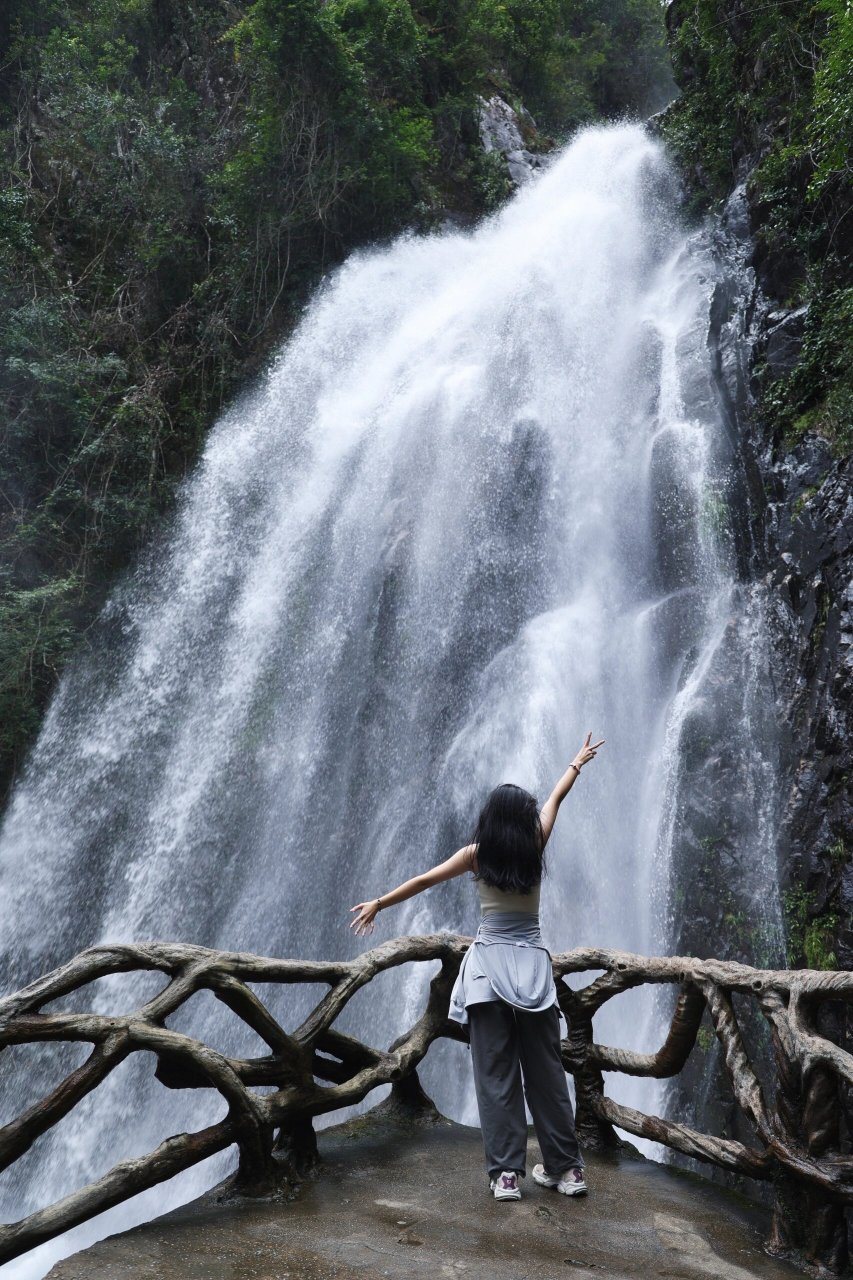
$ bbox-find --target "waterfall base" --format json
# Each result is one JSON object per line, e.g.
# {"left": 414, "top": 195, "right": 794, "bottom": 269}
{"left": 46, "top": 1106, "right": 803, "bottom": 1280}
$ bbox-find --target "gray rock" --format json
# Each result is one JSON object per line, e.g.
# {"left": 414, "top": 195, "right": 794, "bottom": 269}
{"left": 478, "top": 94, "right": 525, "bottom": 155}
{"left": 477, "top": 94, "right": 543, "bottom": 187}
{"left": 696, "top": 162, "right": 853, "bottom": 987}
{"left": 719, "top": 181, "right": 752, "bottom": 248}
{"left": 764, "top": 305, "right": 809, "bottom": 377}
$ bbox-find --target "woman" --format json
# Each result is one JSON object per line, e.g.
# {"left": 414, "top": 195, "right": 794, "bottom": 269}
{"left": 349, "top": 730, "right": 604, "bottom": 1202}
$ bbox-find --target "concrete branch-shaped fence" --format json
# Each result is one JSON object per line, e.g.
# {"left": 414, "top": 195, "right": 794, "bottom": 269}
{"left": 0, "top": 938, "right": 851, "bottom": 1273}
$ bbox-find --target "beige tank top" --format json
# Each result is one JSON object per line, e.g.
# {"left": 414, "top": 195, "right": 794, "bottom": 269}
{"left": 476, "top": 878, "right": 541, "bottom": 915}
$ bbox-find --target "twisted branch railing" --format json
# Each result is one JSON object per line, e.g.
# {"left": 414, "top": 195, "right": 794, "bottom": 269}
{"left": 0, "top": 939, "right": 851, "bottom": 1274}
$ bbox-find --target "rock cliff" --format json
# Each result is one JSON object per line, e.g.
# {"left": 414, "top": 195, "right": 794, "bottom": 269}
{"left": 657, "top": 0, "right": 852, "bottom": 980}
{"left": 650, "top": 0, "right": 852, "bottom": 1228}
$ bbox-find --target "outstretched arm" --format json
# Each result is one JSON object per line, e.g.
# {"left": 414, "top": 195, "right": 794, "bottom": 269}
{"left": 539, "top": 731, "right": 605, "bottom": 849}
{"left": 349, "top": 843, "right": 476, "bottom": 936}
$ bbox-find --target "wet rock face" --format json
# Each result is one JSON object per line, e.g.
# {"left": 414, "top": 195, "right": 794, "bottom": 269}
{"left": 650, "top": 117, "right": 852, "bottom": 971}
{"left": 707, "top": 193, "right": 853, "bottom": 975}
{"left": 762, "top": 306, "right": 808, "bottom": 379}
{"left": 656, "top": 160, "right": 853, "bottom": 1195}
{"left": 658, "top": 0, "right": 853, "bottom": 983}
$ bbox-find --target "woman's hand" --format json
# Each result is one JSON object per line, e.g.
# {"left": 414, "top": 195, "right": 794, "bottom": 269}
{"left": 346, "top": 848, "right": 475, "bottom": 938}
{"left": 572, "top": 730, "right": 605, "bottom": 771}
{"left": 540, "top": 730, "right": 605, "bottom": 848}
{"left": 350, "top": 899, "right": 381, "bottom": 936}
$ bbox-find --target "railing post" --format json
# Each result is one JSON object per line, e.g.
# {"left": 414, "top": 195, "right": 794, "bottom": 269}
{"left": 801, "top": 1063, "right": 849, "bottom": 1275}
{"left": 273, "top": 1117, "right": 319, "bottom": 1180}
{"left": 765, "top": 998, "right": 848, "bottom": 1276}
{"left": 559, "top": 983, "right": 620, "bottom": 1151}
{"left": 234, "top": 1117, "right": 279, "bottom": 1194}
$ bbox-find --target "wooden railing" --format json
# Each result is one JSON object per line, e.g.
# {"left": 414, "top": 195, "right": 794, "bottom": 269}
{"left": 0, "top": 938, "right": 851, "bottom": 1273}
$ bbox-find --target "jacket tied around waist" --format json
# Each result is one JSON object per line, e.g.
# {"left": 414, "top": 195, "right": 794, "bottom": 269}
{"left": 448, "top": 909, "right": 558, "bottom": 1026}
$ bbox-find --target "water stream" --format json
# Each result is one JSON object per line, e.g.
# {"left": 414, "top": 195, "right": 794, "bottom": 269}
{"left": 0, "top": 122, "right": 784, "bottom": 1278}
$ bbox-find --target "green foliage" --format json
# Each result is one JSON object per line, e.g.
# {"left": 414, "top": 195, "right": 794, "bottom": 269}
{"left": 0, "top": 577, "right": 81, "bottom": 759}
{"left": 791, "top": 484, "right": 818, "bottom": 522}
{"left": 661, "top": 0, "right": 828, "bottom": 199}
{"left": 468, "top": 147, "right": 515, "bottom": 211}
{"left": 656, "top": 0, "right": 742, "bottom": 202}
{"left": 827, "top": 838, "right": 850, "bottom": 865}
{"left": 808, "top": 0, "right": 853, "bottom": 205}
{"left": 491, "top": 0, "right": 673, "bottom": 129}
{"left": 763, "top": 283, "right": 853, "bottom": 457}
{"left": 782, "top": 885, "right": 838, "bottom": 970}
{"left": 802, "top": 915, "right": 838, "bottom": 971}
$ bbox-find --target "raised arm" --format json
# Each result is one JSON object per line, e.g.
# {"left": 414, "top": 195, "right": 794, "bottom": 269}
{"left": 349, "top": 843, "right": 476, "bottom": 936}
{"left": 539, "top": 731, "right": 605, "bottom": 849}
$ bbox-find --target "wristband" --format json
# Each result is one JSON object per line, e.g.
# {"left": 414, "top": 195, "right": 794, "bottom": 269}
{"left": 570, "top": 763, "right": 581, "bottom": 774}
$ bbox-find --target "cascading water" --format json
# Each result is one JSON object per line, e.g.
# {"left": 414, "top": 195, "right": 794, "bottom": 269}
{"left": 0, "top": 122, "right": 785, "bottom": 1278}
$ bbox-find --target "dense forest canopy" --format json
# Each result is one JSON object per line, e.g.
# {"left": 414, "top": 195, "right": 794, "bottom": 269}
{"left": 0, "top": 0, "right": 671, "bottom": 793}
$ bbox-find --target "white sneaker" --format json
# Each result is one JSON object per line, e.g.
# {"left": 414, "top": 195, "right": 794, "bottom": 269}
{"left": 532, "top": 1163, "right": 587, "bottom": 1196}
{"left": 489, "top": 1170, "right": 521, "bottom": 1200}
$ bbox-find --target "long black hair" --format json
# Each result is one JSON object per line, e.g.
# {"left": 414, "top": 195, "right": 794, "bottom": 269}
{"left": 471, "top": 783, "right": 545, "bottom": 895}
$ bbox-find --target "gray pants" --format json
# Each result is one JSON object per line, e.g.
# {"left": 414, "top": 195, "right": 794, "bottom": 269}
{"left": 468, "top": 999, "right": 584, "bottom": 1180}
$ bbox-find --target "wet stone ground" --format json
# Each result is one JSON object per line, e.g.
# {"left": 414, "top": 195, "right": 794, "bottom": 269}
{"left": 48, "top": 1107, "right": 804, "bottom": 1280}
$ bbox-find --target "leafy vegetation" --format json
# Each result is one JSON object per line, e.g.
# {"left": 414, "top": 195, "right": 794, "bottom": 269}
{"left": 660, "top": 0, "right": 853, "bottom": 459}
{"left": 0, "top": 0, "right": 670, "bottom": 794}
{"left": 767, "top": 283, "right": 853, "bottom": 455}
{"left": 782, "top": 883, "right": 839, "bottom": 970}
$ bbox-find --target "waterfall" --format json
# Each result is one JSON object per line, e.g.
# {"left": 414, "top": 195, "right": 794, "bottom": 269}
{"left": 0, "top": 122, "right": 784, "bottom": 1278}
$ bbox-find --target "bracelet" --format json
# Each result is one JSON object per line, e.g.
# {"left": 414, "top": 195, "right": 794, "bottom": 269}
{"left": 376, "top": 896, "right": 383, "bottom": 910}
{"left": 570, "top": 763, "right": 581, "bottom": 774}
